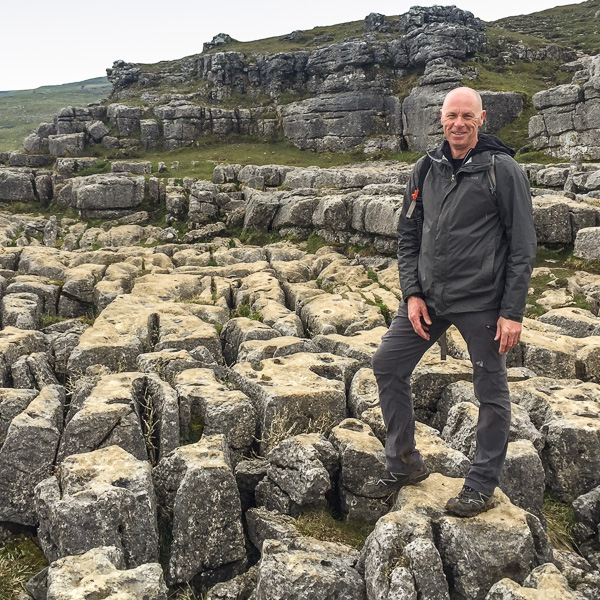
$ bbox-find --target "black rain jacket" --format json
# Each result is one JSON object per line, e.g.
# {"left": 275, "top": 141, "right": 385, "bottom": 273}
{"left": 397, "top": 134, "right": 536, "bottom": 322}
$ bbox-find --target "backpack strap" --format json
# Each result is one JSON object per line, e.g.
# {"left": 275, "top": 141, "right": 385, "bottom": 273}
{"left": 487, "top": 153, "right": 497, "bottom": 197}
{"left": 416, "top": 154, "right": 432, "bottom": 199}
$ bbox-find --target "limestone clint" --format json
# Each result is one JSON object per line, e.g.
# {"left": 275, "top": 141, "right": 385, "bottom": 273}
{"left": 371, "top": 87, "right": 536, "bottom": 517}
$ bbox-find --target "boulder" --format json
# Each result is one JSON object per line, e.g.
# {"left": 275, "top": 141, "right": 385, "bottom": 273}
{"left": 45, "top": 546, "right": 168, "bottom": 600}
{"left": 48, "top": 133, "right": 85, "bottom": 157}
{"left": 485, "top": 563, "right": 579, "bottom": 599}
{"left": 35, "top": 445, "right": 159, "bottom": 567}
{"left": 230, "top": 352, "right": 358, "bottom": 441}
{"left": 0, "top": 385, "right": 64, "bottom": 525}
{"left": 575, "top": 227, "right": 600, "bottom": 260}
{"left": 256, "top": 433, "right": 338, "bottom": 516}
{"left": 153, "top": 435, "right": 247, "bottom": 587}
{"left": 174, "top": 368, "right": 256, "bottom": 455}
{"left": 1, "top": 291, "right": 42, "bottom": 330}
{"left": 255, "top": 536, "right": 366, "bottom": 600}
{"left": 0, "top": 168, "right": 36, "bottom": 202}
{"left": 359, "top": 473, "right": 550, "bottom": 600}
{"left": 59, "top": 371, "right": 179, "bottom": 464}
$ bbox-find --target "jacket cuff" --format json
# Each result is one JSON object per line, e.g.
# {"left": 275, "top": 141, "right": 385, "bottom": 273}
{"left": 403, "top": 290, "right": 424, "bottom": 303}
{"left": 499, "top": 310, "right": 523, "bottom": 323}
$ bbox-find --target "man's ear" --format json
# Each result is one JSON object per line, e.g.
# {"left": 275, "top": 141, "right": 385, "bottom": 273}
{"left": 479, "top": 110, "right": 486, "bottom": 126}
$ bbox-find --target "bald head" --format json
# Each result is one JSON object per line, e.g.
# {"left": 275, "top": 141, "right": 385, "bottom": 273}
{"left": 440, "top": 87, "right": 486, "bottom": 159}
{"left": 442, "top": 87, "right": 483, "bottom": 114}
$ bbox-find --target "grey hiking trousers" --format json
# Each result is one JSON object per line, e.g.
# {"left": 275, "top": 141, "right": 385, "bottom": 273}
{"left": 372, "top": 303, "right": 510, "bottom": 496}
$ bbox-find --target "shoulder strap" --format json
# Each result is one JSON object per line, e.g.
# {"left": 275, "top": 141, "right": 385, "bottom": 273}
{"left": 487, "top": 154, "right": 497, "bottom": 197}
{"left": 416, "top": 154, "right": 432, "bottom": 198}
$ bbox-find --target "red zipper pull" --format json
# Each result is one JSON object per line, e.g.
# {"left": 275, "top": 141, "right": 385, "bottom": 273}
{"left": 407, "top": 188, "right": 419, "bottom": 218}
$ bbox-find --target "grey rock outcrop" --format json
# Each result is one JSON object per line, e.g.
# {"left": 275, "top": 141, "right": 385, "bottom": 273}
{"left": 529, "top": 55, "right": 600, "bottom": 159}
{"left": 359, "top": 474, "right": 550, "bottom": 600}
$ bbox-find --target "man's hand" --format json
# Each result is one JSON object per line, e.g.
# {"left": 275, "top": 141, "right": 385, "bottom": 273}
{"left": 495, "top": 316, "right": 522, "bottom": 354}
{"left": 408, "top": 296, "right": 432, "bottom": 340}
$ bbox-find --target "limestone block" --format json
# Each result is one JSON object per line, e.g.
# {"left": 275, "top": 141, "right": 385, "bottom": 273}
{"left": 48, "top": 133, "right": 85, "bottom": 157}
{"left": 313, "top": 327, "right": 387, "bottom": 367}
{"left": 1, "top": 291, "right": 42, "bottom": 329}
{"left": 175, "top": 368, "right": 256, "bottom": 453}
{"left": 0, "top": 388, "right": 38, "bottom": 444}
{"left": 348, "top": 367, "right": 379, "bottom": 418}
{"left": 46, "top": 546, "right": 168, "bottom": 600}
{"left": 300, "top": 293, "right": 385, "bottom": 336}
{"left": 329, "top": 418, "right": 384, "bottom": 497}
{"left": 221, "top": 317, "right": 280, "bottom": 365}
{"left": 511, "top": 378, "right": 600, "bottom": 501}
{"left": 153, "top": 435, "right": 246, "bottom": 587}
{"left": 35, "top": 445, "right": 159, "bottom": 567}
{"left": 397, "top": 475, "right": 543, "bottom": 600}
{"left": 0, "top": 385, "right": 64, "bottom": 525}
{"left": 73, "top": 174, "right": 145, "bottom": 210}
{"left": 575, "top": 227, "right": 600, "bottom": 260}
{"left": 85, "top": 119, "right": 110, "bottom": 142}
{"left": 242, "top": 188, "right": 280, "bottom": 232}
{"left": 254, "top": 536, "right": 365, "bottom": 600}
{"left": 281, "top": 90, "right": 386, "bottom": 152}
{"left": 0, "top": 327, "right": 49, "bottom": 386}
{"left": 0, "top": 169, "right": 36, "bottom": 202}
{"left": 532, "top": 196, "right": 573, "bottom": 244}
{"left": 231, "top": 352, "right": 357, "bottom": 439}
{"left": 111, "top": 160, "right": 152, "bottom": 175}
{"left": 257, "top": 433, "right": 337, "bottom": 514}
{"left": 11, "top": 351, "right": 59, "bottom": 390}
{"left": 499, "top": 440, "right": 545, "bottom": 517}
{"left": 485, "top": 563, "right": 579, "bottom": 599}
{"left": 538, "top": 307, "right": 600, "bottom": 338}
{"left": 411, "top": 349, "right": 473, "bottom": 424}
{"left": 237, "top": 336, "right": 318, "bottom": 367}
{"left": 415, "top": 422, "right": 470, "bottom": 479}
{"left": 59, "top": 372, "right": 179, "bottom": 464}
{"left": 17, "top": 247, "right": 67, "bottom": 280}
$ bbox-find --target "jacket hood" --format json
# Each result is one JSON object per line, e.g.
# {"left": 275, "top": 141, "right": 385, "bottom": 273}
{"left": 440, "top": 133, "right": 516, "bottom": 161}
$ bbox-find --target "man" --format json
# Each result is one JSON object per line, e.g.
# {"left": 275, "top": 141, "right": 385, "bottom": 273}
{"left": 371, "top": 87, "right": 536, "bottom": 517}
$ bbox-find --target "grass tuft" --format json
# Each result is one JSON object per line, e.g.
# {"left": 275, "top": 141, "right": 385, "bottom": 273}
{"left": 0, "top": 535, "right": 47, "bottom": 600}
{"left": 295, "top": 508, "right": 375, "bottom": 550}
{"left": 542, "top": 491, "right": 577, "bottom": 551}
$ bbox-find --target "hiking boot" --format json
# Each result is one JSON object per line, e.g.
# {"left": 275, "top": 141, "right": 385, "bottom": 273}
{"left": 445, "top": 485, "right": 494, "bottom": 517}
{"left": 372, "top": 465, "right": 429, "bottom": 498}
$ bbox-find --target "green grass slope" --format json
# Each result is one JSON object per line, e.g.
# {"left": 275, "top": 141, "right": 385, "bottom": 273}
{"left": 0, "top": 77, "right": 112, "bottom": 152}
{"left": 492, "top": 0, "right": 600, "bottom": 55}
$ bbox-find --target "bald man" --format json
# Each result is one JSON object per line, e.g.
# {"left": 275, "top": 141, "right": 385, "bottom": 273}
{"left": 371, "top": 87, "right": 536, "bottom": 517}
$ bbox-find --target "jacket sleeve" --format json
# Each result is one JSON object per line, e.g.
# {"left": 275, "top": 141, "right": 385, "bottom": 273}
{"left": 397, "top": 158, "right": 425, "bottom": 301}
{"left": 495, "top": 156, "right": 537, "bottom": 322}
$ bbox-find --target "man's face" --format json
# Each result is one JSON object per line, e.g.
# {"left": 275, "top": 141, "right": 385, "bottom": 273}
{"left": 440, "top": 91, "right": 486, "bottom": 159}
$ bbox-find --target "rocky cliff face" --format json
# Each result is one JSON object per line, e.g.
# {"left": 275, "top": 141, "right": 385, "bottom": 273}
{"left": 97, "top": 5, "right": 567, "bottom": 154}
{"left": 530, "top": 55, "right": 600, "bottom": 160}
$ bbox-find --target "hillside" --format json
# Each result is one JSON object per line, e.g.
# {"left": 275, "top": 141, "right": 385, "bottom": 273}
{"left": 0, "top": 77, "right": 111, "bottom": 152}
{"left": 493, "top": 0, "right": 600, "bottom": 55}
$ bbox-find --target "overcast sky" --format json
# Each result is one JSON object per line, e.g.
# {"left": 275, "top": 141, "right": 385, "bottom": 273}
{"left": 1, "top": 0, "right": 586, "bottom": 91}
